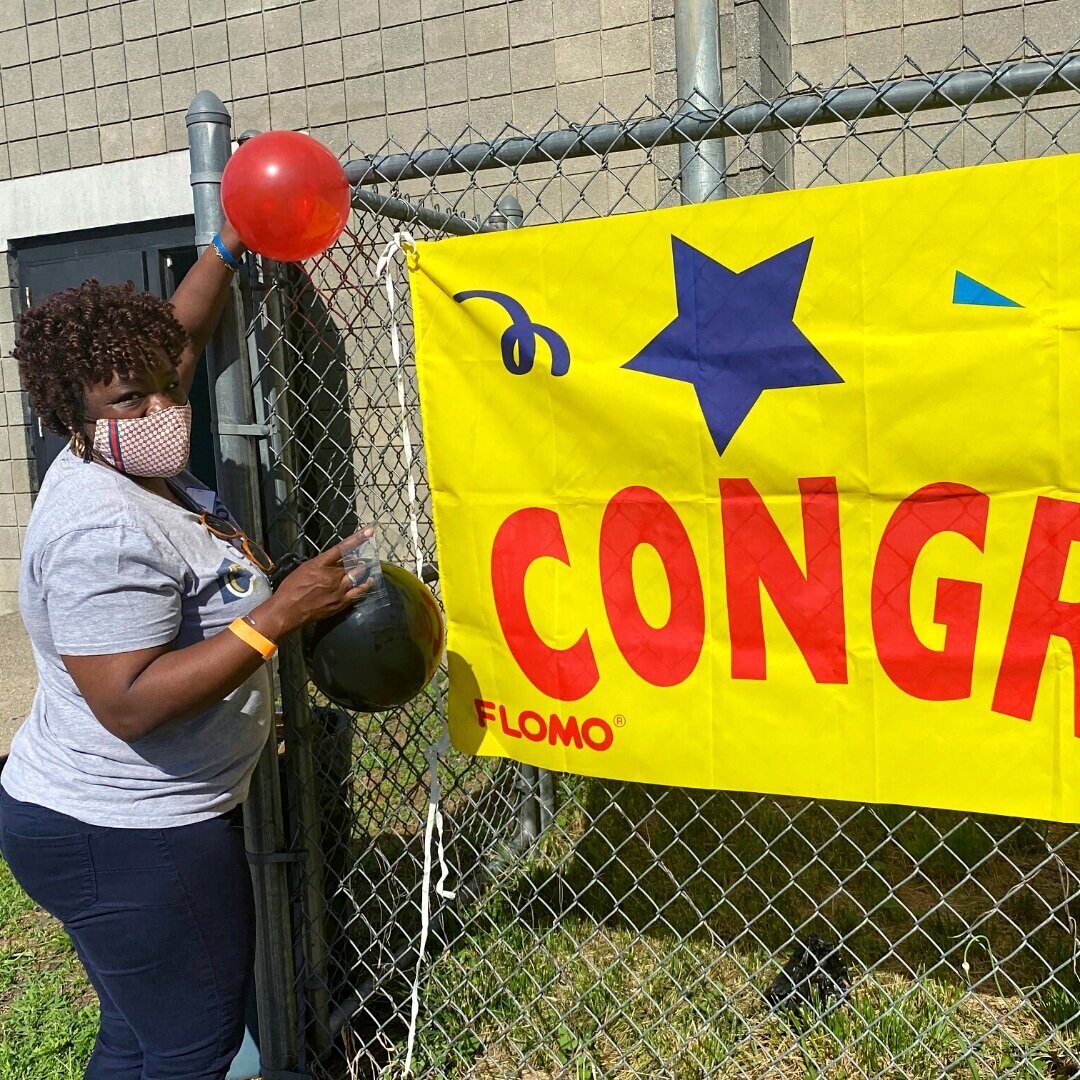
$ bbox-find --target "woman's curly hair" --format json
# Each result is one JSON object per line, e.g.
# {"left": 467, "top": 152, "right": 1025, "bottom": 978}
{"left": 14, "top": 279, "right": 189, "bottom": 439}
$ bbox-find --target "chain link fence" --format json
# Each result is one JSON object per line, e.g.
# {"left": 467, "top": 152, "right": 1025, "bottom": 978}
{"left": 244, "top": 41, "right": 1080, "bottom": 1078}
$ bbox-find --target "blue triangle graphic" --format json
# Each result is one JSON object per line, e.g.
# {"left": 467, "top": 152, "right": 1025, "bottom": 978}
{"left": 952, "top": 271, "right": 1022, "bottom": 308}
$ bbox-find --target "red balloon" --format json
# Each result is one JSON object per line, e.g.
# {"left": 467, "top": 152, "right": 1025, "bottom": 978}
{"left": 221, "top": 130, "right": 351, "bottom": 262}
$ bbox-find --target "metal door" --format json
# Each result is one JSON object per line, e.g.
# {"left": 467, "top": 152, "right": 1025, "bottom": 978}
{"left": 15, "top": 218, "right": 216, "bottom": 487}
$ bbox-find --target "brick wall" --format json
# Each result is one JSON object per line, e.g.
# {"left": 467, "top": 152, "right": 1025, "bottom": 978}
{"left": 791, "top": 0, "right": 1079, "bottom": 87}
{"left": 788, "top": 0, "right": 1080, "bottom": 185}
{"left": 0, "top": 0, "right": 678, "bottom": 178}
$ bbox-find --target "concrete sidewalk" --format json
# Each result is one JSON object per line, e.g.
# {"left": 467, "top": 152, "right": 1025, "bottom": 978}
{"left": 0, "top": 612, "right": 36, "bottom": 755}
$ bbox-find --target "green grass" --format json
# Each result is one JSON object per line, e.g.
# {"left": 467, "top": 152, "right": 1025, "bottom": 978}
{"left": 363, "top": 908, "right": 1080, "bottom": 1080}
{"left": 0, "top": 858, "right": 97, "bottom": 1079}
{"left": 315, "top": 773, "right": 1080, "bottom": 1079}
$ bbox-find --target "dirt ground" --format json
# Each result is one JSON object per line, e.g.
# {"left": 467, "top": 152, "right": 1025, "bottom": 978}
{"left": 0, "top": 612, "right": 36, "bottom": 755}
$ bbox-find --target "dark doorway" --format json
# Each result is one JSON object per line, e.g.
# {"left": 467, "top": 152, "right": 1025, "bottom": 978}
{"left": 15, "top": 217, "right": 216, "bottom": 488}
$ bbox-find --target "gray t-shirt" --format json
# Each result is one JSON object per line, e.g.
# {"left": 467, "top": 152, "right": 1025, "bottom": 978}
{"left": 1, "top": 447, "right": 274, "bottom": 828}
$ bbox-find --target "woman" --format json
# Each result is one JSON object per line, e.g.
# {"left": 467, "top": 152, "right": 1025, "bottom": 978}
{"left": 0, "top": 222, "right": 369, "bottom": 1079}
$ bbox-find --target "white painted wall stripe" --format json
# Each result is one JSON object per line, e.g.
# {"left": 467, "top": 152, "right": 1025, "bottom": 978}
{"left": 0, "top": 151, "right": 194, "bottom": 248}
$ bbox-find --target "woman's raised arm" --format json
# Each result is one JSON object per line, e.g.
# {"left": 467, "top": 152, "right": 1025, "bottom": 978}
{"left": 170, "top": 221, "right": 248, "bottom": 394}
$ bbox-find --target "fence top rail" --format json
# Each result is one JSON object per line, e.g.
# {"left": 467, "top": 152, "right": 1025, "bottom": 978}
{"left": 344, "top": 52, "right": 1080, "bottom": 189}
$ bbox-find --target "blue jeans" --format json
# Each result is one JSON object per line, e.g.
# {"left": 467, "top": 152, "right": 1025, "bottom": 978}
{"left": 0, "top": 785, "right": 254, "bottom": 1080}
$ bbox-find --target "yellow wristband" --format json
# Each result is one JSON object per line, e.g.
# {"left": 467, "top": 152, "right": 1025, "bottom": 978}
{"left": 228, "top": 617, "right": 278, "bottom": 660}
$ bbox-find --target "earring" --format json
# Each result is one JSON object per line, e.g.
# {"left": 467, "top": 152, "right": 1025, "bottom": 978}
{"left": 70, "top": 430, "right": 86, "bottom": 457}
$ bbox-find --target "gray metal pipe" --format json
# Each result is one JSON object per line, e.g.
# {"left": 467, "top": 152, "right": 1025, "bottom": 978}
{"left": 352, "top": 188, "right": 487, "bottom": 236}
{"left": 344, "top": 53, "right": 1080, "bottom": 187}
{"left": 187, "top": 92, "right": 233, "bottom": 248}
{"left": 480, "top": 194, "right": 544, "bottom": 856}
{"left": 185, "top": 90, "right": 300, "bottom": 1075}
{"left": 249, "top": 259, "right": 340, "bottom": 1061}
{"left": 484, "top": 192, "right": 524, "bottom": 229}
{"left": 185, "top": 91, "right": 265, "bottom": 527}
{"left": 252, "top": 266, "right": 336, "bottom": 1061}
{"left": 674, "top": 0, "right": 726, "bottom": 202}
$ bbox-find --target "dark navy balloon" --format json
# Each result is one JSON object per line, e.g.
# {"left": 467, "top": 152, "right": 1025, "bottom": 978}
{"left": 302, "top": 563, "right": 445, "bottom": 712}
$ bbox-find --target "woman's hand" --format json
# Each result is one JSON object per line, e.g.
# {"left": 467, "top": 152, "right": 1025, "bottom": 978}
{"left": 250, "top": 528, "right": 376, "bottom": 641}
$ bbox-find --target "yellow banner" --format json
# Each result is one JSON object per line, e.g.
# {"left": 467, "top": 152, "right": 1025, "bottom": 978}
{"left": 410, "top": 155, "right": 1080, "bottom": 822}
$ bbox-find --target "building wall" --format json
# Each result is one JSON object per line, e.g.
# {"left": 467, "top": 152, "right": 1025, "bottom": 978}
{"left": 0, "top": 0, "right": 681, "bottom": 179}
{"left": 790, "top": 0, "right": 1079, "bottom": 86}
{"left": 787, "top": 0, "right": 1080, "bottom": 185}
{"left": 0, "top": 0, "right": 1067, "bottom": 614}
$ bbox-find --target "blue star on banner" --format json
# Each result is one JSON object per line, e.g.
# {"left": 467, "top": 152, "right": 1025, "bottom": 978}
{"left": 624, "top": 236, "right": 842, "bottom": 456}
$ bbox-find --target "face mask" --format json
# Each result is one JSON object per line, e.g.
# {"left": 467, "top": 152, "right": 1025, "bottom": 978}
{"left": 92, "top": 404, "right": 192, "bottom": 477}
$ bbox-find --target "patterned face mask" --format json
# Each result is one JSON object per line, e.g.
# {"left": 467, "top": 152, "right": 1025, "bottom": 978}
{"left": 92, "top": 404, "right": 192, "bottom": 477}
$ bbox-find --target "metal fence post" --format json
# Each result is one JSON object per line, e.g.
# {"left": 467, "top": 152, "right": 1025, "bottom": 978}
{"left": 482, "top": 193, "right": 552, "bottom": 851}
{"left": 186, "top": 90, "right": 301, "bottom": 1076}
{"left": 227, "top": 133, "right": 336, "bottom": 1064}
{"left": 260, "top": 268, "right": 337, "bottom": 1060}
{"left": 674, "top": 0, "right": 727, "bottom": 202}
